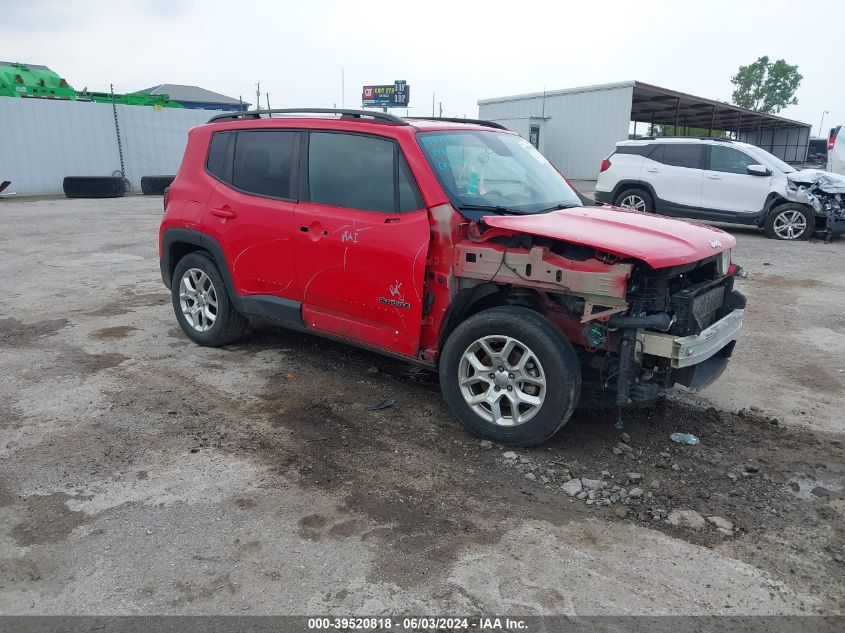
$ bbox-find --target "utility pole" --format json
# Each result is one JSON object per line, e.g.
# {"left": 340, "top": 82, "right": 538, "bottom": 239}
{"left": 438, "top": 102, "right": 443, "bottom": 117}
{"left": 819, "top": 110, "right": 829, "bottom": 137}
{"left": 255, "top": 82, "right": 260, "bottom": 111}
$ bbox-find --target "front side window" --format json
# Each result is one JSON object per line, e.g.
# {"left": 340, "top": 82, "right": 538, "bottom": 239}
{"left": 709, "top": 146, "right": 757, "bottom": 174}
{"left": 308, "top": 132, "right": 422, "bottom": 213}
{"left": 231, "top": 130, "right": 296, "bottom": 199}
{"left": 417, "top": 130, "right": 581, "bottom": 218}
{"left": 743, "top": 145, "right": 796, "bottom": 174}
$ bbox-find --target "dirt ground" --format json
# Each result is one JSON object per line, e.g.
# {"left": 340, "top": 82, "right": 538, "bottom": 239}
{"left": 0, "top": 195, "right": 843, "bottom": 615}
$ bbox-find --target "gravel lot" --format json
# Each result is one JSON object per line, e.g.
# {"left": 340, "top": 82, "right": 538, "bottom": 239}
{"left": 0, "top": 195, "right": 843, "bottom": 615}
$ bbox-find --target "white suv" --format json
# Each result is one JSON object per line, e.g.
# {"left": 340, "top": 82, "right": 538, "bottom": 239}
{"left": 595, "top": 137, "right": 822, "bottom": 240}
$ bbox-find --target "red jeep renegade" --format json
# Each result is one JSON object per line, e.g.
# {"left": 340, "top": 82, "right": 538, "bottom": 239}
{"left": 159, "top": 108, "right": 745, "bottom": 446}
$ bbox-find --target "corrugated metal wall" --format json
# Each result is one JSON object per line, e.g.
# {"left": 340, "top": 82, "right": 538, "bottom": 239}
{"left": 478, "top": 83, "right": 634, "bottom": 180}
{"left": 0, "top": 98, "right": 214, "bottom": 196}
{"left": 739, "top": 125, "right": 810, "bottom": 163}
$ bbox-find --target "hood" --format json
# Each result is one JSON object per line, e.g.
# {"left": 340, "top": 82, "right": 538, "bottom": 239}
{"left": 481, "top": 205, "right": 735, "bottom": 269}
{"left": 788, "top": 169, "right": 845, "bottom": 194}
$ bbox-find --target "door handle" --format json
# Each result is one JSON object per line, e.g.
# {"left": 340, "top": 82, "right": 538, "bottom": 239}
{"left": 706, "top": 174, "right": 722, "bottom": 179}
{"left": 384, "top": 217, "right": 400, "bottom": 224}
{"left": 299, "top": 225, "right": 309, "bottom": 232}
{"left": 646, "top": 167, "right": 659, "bottom": 173}
{"left": 211, "top": 206, "right": 236, "bottom": 219}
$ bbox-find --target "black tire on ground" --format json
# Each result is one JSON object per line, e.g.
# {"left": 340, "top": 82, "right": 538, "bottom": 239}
{"left": 62, "top": 176, "right": 125, "bottom": 199}
{"left": 613, "top": 187, "right": 654, "bottom": 212}
{"left": 141, "top": 175, "right": 176, "bottom": 196}
{"left": 763, "top": 203, "right": 814, "bottom": 241}
{"left": 171, "top": 251, "right": 249, "bottom": 347}
{"left": 440, "top": 306, "right": 581, "bottom": 447}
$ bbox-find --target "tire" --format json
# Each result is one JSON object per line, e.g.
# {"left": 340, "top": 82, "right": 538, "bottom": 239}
{"left": 171, "top": 252, "right": 248, "bottom": 346}
{"left": 62, "top": 176, "right": 125, "bottom": 199}
{"left": 141, "top": 175, "right": 176, "bottom": 196}
{"left": 440, "top": 306, "right": 581, "bottom": 446}
{"left": 763, "top": 203, "right": 814, "bottom": 241}
{"left": 613, "top": 187, "right": 653, "bottom": 212}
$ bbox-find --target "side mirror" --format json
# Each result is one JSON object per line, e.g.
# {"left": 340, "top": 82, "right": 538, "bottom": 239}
{"left": 747, "top": 164, "right": 770, "bottom": 176}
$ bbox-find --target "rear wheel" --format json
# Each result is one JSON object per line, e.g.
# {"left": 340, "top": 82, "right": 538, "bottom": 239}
{"left": 440, "top": 307, "right": 581, "bottom": 446}
{"left": 171, "top": 252, "right": 248, "bottom": 346}
{"left": 764, "top": 204, "right": 814, "bottom": 240}
{"left": 614, "top": 187, "right": 654, "bottom": 212}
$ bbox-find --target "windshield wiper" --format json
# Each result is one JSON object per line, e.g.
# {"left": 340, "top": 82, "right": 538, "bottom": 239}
{"left": 537, "top": 203, "right": 580, "bottom": 213}
{"left": 456, "top": 204, "right": 514, "bottom": 215}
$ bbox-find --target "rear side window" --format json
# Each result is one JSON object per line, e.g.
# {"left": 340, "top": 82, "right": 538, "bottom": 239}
{"left": 231, "top": 130, "right": 296, "bottom": 199}
{"left": 653, "top": 144, "right": 703, "bottom": 169}
{"left": 616, "top": 144, "right": 654, "bottom": 157}
{"left": 206, "top": 132, "right": 230, "bottom": 180}
{"left": 307, "top": 132, "right": 422, "bottom": 213}
{"left": 709, "top": 146, "right": 758, "bottom": 174}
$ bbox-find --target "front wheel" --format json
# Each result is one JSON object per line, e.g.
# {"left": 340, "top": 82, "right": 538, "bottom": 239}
{"left": 439, "top": 307, "right": 581, "bottom": 446}
{"left": 764, "top": 204, "right": 814, "bottom": 240}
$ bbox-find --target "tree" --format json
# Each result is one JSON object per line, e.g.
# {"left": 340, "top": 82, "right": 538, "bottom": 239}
{"left": 731, "top": 56, "right": 802, "bottom": 114}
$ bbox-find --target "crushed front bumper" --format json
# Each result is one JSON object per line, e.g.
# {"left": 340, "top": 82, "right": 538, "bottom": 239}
{"left": 640, "top": 309, "right": 744, "bottom": 369}
{"left": 640, "top": 309, "right": 743, "bottom": 391}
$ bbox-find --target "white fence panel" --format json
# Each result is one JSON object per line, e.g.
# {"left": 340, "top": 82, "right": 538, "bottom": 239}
{"left": 0, "top": 98, "right": 214, "bottom": 196}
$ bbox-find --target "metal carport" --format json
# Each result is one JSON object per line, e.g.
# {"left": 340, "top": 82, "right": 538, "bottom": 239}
{"left": 630, "top": 81, "right": 811, "bottom": 163}
{"left": 478, "top": 81, "right": 812, "bottom": 180}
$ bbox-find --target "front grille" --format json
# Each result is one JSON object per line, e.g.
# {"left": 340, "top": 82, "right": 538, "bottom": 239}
{"left": 692, "top": 285, "right": 725, "bottom": 329}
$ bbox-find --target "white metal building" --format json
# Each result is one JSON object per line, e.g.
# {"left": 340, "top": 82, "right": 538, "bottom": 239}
{"left": 478, "top": 81, "right": 811, "bottom": 180}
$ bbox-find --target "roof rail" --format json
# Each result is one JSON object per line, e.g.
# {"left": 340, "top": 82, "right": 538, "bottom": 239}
{"left": 630, "top": 135, "right": 734, "bottom": 143}
{"left": 409, "top": 116, "right": 508, "bottom": 130}
{"left": 207, "top": 108, "right": 408, "bottom": 125}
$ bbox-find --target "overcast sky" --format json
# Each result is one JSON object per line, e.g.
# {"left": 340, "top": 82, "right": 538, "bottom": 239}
{"left": 3, "top": 0, "right": 842, "bottom": 137}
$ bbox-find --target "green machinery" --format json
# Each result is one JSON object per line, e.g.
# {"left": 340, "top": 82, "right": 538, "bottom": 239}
{"left": 0, "top": 61, "right": 182, "bottom": 108}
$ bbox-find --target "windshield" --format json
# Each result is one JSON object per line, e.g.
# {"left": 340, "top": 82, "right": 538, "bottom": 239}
{"left": 743, "top": 144, "right": 796, "bottom": 174}
{"left": 417, "top": 130, "right": 582, "bottom": 218}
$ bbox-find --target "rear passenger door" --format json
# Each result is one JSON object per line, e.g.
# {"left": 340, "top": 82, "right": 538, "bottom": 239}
{"left": 701, "top": 145, "right": 771, "bottom": 218}
{"left": 642, "top": 143, "right": 704, "bottom": 214}
{"left": 203, "top": 129, "right": 301, "bottom": 298}
{"left": 294, "top": 131, "right": 430, "bottom": 358}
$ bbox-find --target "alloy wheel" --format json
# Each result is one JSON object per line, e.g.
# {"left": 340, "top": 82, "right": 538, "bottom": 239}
{"left": 458, "top": 335, "right": 546, "bottom": 426}
{"left": 619, "top": 194, "right": 646, "bottom": 211}
{"left": 772, "top": 209, "right": 808, "bottom": 240}
{"left": 179, "top": 268, "right": 218, "bottom": 332}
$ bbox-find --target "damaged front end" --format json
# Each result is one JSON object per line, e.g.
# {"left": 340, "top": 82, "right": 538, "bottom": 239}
{"left": 605, "top": 258, "right": 746, "bottom": 406}
{"left": 453, "top": 226, "right": 744, "bottom": 408}
{"left": 786, "top": 170, "right": 845, "bottom": 241}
